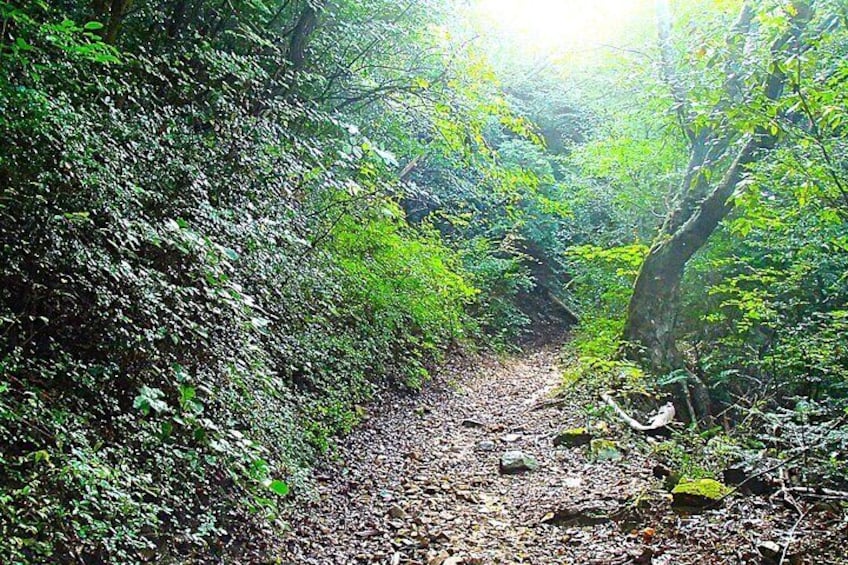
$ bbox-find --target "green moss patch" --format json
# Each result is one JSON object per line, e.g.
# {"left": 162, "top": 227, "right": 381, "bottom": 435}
{"left": 671, "top": 477, "right": 731, "bottom": 510}
{"left": 589, "top": 439, "right": 623, "bottom": 461}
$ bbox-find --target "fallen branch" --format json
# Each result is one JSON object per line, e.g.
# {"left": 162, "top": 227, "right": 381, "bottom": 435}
{"left": 398, "top": 153, "right": 424, "bottom": 181}
{"left": 601, "top": 392, "right": 675, "bottom": 432}
{"left": 783, "top": 486, "right": 848, "bottom": 500}
{"left": 545, "top": 289, "right": 580, "bottom": 325}
{"left": 778, "top": 509, "right": 808, "bottom": 565}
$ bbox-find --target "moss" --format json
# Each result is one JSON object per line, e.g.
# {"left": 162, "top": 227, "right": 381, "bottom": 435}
{"left": 671, "top": 477, "right": 731, "bottom": 510}
{"left": 554, "top": 427, "right": 592, "bottom": 447}
{"left": 671, "top": 477, "right": 731, "bottom": 499}
{"left": 589, "top": 438, "right": 623, "bottom": 461}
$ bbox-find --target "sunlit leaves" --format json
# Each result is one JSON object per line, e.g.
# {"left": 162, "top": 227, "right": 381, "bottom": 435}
{"left": 133, "top": 386, "right": 171, "bottom": 416}
{"left": 267, "top": 479, "right": 290, "bottom": 496}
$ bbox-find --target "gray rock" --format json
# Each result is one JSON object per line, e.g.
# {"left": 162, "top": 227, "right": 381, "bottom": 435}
{"left": 461, "top": 418, "right": 486, "bottom": 429}
{"left": 477, "top": 439, "right": 496, "bottom": 451}
{"left": 758, "top": 541, "right": 782, "bottom": 561}
{"left": 499, "top": 450, "right": 539, "bottom": 474}
{"left": 387, "top": 504, "right": 406, "bottom": 520}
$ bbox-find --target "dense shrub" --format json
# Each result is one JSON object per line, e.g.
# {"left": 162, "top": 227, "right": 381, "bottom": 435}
{"left": 0, "top": 2, "right": 471, "bottom": 562}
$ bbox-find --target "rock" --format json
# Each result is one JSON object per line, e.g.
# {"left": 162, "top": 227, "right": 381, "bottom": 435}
{"left": 652, "top": 463, "right": 672, "bottom": 479}
{"left": 476, "top": 439, "right": 496, "bottom": 451}
{"left": 722, "top": 467, "right": 771, "bottom": 494}
{"left": 501, "top": 433, "right": 521, "bottom": 442}
{"left": 671, "top": 477, "right": 731, "bottom": 510}
{"left": 540, "top": 505, "right": 611, "bottom": 526}
{"left": 499, "top": 450, "right": 538, "bottom": 474}
{"left": 461, "top": 418, "right": 486, "bottom": 429}
{"left": 758, "top": 540, "right": 782, "bottom": 561}
{"left": 553, "top": 427, "right": 592, "bottom": 448}
{"left": 589, "top": 439, "right": 622, "bottom": 461}
{"left": 387, "top": 504, "right": 407, "bottom": 520}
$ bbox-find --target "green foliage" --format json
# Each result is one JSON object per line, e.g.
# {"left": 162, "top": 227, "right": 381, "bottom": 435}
{"left": 460, "top": 237, "right": 534, "bottom": 344}
{"left": 565, "top": 244, "right": 648, "bottom": 359}
{"left": 554, "top": 0, "right": 848, "bottom": 491}
{"left": 4, "top": 0, "right": 848, "bottom": 560}
{"left": 0, "top": 0, "right": 571, "bottom": 560}
{"left": 652, "top": 434, "right": 735, "bottom": 482}
{"left": 331, "top": 206, "right": 476, "bottom": 351}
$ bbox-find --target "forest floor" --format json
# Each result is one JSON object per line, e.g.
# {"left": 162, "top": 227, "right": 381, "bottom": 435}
{"left": 278, "top": 344, "right": 847, "bottom": 564}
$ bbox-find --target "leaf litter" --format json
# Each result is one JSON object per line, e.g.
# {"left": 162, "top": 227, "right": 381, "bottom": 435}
{"left": 279, "top": 346, "right": 848, "bottom": 564}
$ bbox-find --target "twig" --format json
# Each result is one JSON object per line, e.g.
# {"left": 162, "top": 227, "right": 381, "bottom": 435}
{"left": 778, "top": 509, "right": 808, "bottom": 565}
{"left": 783, "top": 486, "right": 848, "bottom": 499}
{"left": 721, "top": 412, "right": 848, "bottom": 501}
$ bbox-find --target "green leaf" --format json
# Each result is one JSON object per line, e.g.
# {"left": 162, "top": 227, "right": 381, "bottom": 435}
{"left": 14, "top": 37, "right": 32, "bottom": 51}
{"left": 133, "top": 386, "right": 170, "bottom": 416}
{"left": 83, "top": 21, "right": 104, "bottom": 30}
{"left": 268, "top": 479, "right": 289, "bottom": 496}
{"left": 179, "top": 385, "right": 196, "bottom": 406}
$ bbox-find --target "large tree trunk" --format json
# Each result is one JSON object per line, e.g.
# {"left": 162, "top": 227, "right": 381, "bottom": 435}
{"left": 622, "top": 1, "right": 813, "bottom": 421}
{"left": 624, "top": 135, "right": 763, "bottom": 369}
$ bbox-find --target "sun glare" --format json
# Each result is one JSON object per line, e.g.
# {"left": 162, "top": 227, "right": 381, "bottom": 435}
{"left": 474, "top": 0, "right": 649, "bottom": 53}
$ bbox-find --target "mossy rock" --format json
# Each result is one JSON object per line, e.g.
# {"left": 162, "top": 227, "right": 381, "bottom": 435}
{"left": 553, "top": 427, "right": 592, "bottom": 448}
{"left": 499, "top": 450, "right": 539, "bottom": 474}
{"left": 589, "top": 439, "right": 622, "bottom": 462}
{"left": 671, "top": 477, "right": 731, "bottom": 510}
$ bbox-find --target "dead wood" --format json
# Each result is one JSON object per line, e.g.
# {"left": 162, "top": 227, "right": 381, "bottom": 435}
{"left": 601, "top": 392, "right": 675, "bottom": 432}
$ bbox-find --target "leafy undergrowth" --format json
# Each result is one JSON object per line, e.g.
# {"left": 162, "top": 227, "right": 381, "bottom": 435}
{"left": 563, "top": 227, "right": 848, "bottom": 502}
{"left": 0, "top": 5, "right": 499, "bottom": 563}
{"left": 550, "top": 346, "right": 848, "bottom": 564}
{"left": 562, "top": 323, "right": 848, "bottom": 490}
{"left": 553, "top": 326, "right": 848, "bottom": 559}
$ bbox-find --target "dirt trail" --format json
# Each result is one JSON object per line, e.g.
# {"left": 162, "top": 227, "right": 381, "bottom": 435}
{"left": 279, "top": 346, "right": 652, "bottom": 564}
{"left": 279, "top": 346, "right": 846, "bottom": 564}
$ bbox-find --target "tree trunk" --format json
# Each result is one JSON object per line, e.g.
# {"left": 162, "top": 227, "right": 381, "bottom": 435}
{"left": 625, "top": 135, "right": 771, "bottom": 350}
{"left": 103, "top": 0, "right": 131, "bottom": 44}
{"left": 622, "top": 1, "right": 813, "bottom": 421}
{"left": 287, "top": 0, "right": 324, "bottom": 73}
